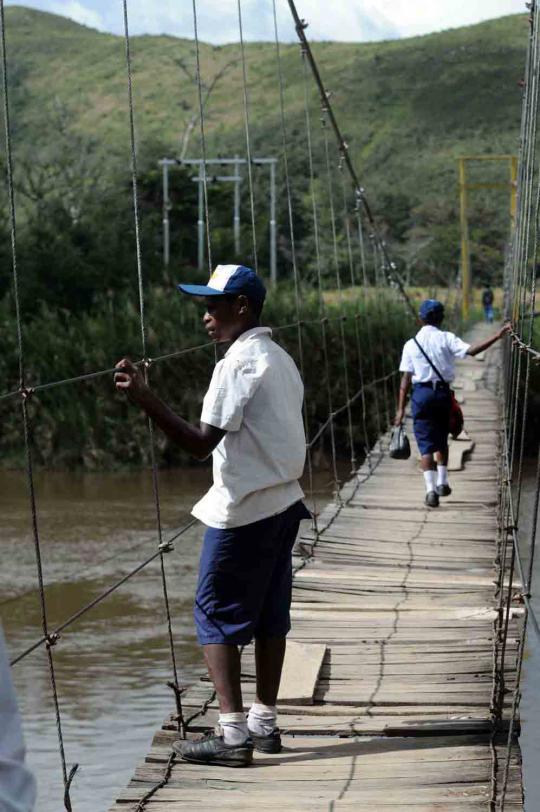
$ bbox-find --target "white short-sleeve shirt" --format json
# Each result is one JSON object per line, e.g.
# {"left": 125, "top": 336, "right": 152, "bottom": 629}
{"left": 399, "top": 325, "right": 470, "bottom": 384}
{"left": 191, "top": 327, "right": 306, "bottom": 529}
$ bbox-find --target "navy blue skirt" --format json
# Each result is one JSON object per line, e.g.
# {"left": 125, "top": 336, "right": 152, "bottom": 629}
{"left": 411, "top": 385, "right": 451, "bottom": 455}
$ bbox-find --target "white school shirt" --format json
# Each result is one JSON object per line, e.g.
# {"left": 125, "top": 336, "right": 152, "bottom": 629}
{"left": 191, "top": 326, "right": 306, "bottom": 529}
{"left": 0, "top": 625, "right": 36, "bottom": 812}
{"left": 399, "top": 325, "right": 470, "bottom": 384}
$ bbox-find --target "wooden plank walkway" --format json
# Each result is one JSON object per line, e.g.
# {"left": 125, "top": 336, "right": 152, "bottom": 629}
{"left": 110, "top": 327, "right": 524, "bottom": 810}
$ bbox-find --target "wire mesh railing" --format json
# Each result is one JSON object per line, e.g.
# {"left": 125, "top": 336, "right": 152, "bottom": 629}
{"left": 494, "top": 2, "right": 540, "bottom": 808}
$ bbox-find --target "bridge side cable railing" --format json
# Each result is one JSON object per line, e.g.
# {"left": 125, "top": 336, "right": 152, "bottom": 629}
{"left": 0, "top": 316, "right": 357, "bottom": 405}
{"left": 494, "top": 2, "right": 540, "bottom": 809}
{"left": 0, "top": 0, "right": 414, "bottom": 809}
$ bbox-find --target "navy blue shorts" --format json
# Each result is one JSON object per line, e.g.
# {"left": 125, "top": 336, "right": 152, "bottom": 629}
{"left": 411, "top": 385, "right": 451, "bottom": 456}
{"left": 194, "top": 501, "right": 311, "bottom": 646}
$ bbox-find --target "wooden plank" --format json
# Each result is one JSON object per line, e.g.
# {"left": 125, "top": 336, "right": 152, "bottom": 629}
{"left": 448, "top": 439, "right": 476, "bottom": 472}
{"left": 277, "top": 641, "right": 326, "bottom": 705}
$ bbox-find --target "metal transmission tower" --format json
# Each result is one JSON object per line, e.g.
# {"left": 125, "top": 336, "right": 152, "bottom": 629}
{"left": 159, "top": 156, "right": 278, "bottom": 284}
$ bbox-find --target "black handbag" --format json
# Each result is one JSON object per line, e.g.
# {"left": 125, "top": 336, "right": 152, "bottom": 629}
{"left": 389, "top": 425, "right": 411, "bottom": 459}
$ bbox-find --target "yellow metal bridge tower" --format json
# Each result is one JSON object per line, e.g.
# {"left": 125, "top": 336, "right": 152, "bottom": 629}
{"left": 458, "top": 154, "right": 517, "bottom": 320}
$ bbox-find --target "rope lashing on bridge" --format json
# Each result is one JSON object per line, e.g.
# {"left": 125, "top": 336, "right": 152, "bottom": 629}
{"left": 493, "top": 2, "right": 540, "bottom": 808}
{"left": 0, "top": 0, "right": 421, "bottom": 807}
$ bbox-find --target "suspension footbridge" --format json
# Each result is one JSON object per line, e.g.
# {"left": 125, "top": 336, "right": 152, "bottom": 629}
{"left": 1, "top": 0, "right": 539, "bottom": 810}
{"left": 107, "top": 325, "right": 524, "bottom": 810}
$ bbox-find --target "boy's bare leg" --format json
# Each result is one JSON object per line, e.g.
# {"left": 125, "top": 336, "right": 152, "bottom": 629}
{"left": 420, "top": 452, "right": 436, "bottom": 472}
{"left": 203, "top": 644, "right": 243, "bottom": 712}
{"left": 174, "top": 644, "right": 251, "bottom": 759}
{"left": 244, "top": 636, "right": 285, "bottom": 746}
{"left": 254, "top": 636, "right": 286, "bottom": 705}
{"left": 435, "top": 449, "right": 449, "bottom": 466}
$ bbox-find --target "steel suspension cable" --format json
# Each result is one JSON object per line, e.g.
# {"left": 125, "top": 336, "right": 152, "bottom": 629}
{"left": 122, "top": 0, "right": 184, "bottom": 735}
{"left": 0, "top": 339, "right": 216, "bottom": 404}
{"left": 10, "top": 520, "right": 197, "bottom": 667}
{"left": 356, "top": 209, "right": 381, "bottom": 466}
{"left": 300, "top": 50, "right": 342, "bottom": 503}
{"left": 190, "top": 0, "right": 213, "bottom": 272}
{"left": 285, "top": 0, "right": 415, "bottom": 319}
{"left": 371, "top": 237, "right": 393, "bottom": 430}
{"left": 236, "top": 0, "right": 258, "bottom": 272}
{"left": 0, "top": 1, "right": 77, "bottom": 805}
{"left": 271, "top": 0, "right": 319, "bottom": 538}
{"left": 495, "top": 4, "right": 540, "bottom": 804}
{"left": 506, "top": 10, "right": 539, "bottom": 471}
{"left": 339, "top": 171, "right": 371, "bottom": 466}
{"left": 321, "top": 119, "right": 356, "bottom": 471}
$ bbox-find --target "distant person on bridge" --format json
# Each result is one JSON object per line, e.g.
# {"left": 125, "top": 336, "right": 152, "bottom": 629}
{"left": 114, "top": 264, "right": 310, "bottom": 768}
{"left": 394, "top": 299, "right": 509, "bottom": 508}
{"left": 482, "top": 285, "right": 495, "bottom": 323}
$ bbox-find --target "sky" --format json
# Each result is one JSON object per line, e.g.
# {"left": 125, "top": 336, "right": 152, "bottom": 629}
{"left": 5, "top": 0, "right": 528, "bottom": 43}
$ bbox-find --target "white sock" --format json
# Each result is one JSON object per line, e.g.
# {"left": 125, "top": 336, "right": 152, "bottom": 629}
{"left": 247, "top": 702, "right": 277, "bottom": 736}
{"left": 219, "top": 712, "right": 249, "bottom": 745}
{"left": 423, "top": 470, "right": 437, "bottom": 493}
{"left": 437, "top": 465, "right": 449, "bottom": 487}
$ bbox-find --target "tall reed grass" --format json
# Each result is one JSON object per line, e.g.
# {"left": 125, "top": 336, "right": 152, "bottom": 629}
{"left": 0, "top": 285, "right": 414, "bottom": 468}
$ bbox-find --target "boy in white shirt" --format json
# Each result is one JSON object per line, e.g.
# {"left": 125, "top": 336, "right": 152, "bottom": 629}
{"left": 115, "top": 265, "right": 310, "bottom": 766}
{"left": 395, "top": 299, "right": 509, "bottom": 507}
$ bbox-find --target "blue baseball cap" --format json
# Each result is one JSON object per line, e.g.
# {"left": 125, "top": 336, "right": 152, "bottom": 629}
{"left": 419, "top": 299, "right": 444, "bottom": 320}
{"left": 177, "top": 264, "right": 266, "bottom": 307}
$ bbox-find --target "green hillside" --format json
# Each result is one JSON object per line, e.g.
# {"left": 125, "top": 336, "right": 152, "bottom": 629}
{"left": 0, "top": 6, "right": 529, "bottom": 296}
{"left": 4, "top": 6, "right": 527, "bottom": 194}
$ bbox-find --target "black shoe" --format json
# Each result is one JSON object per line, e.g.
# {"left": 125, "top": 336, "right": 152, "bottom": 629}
{"left": 436, "top": 484, "right": 452, "bottom": 497}
{"left": 172, "top": 730, "right": 253, "bottom": 767}
{"left": 249, "top": 728, "right": 282, "bottom": 754}
{"left": 425, "top": 491, "right": 439, "bottom": 508}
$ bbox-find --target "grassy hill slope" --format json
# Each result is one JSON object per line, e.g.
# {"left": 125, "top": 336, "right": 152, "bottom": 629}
{"left": 4, "top": 5, "right": 528, "bottom": 205}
